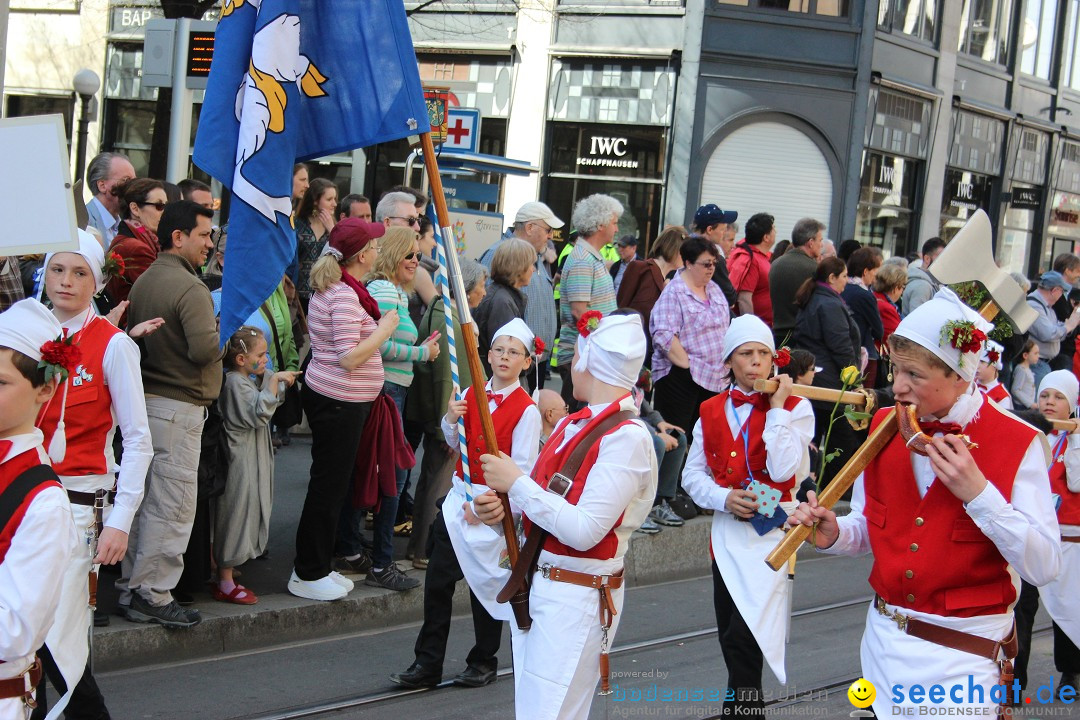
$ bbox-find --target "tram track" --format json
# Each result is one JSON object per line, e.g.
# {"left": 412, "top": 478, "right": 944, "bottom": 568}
{"left": 233, "top": 595, "right": 875, "bottom": 720}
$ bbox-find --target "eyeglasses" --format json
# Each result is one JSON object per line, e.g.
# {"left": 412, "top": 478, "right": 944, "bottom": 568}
{"left": 141, "top": 201, "right": 168, "bottom": 211}
{"left": 403, "top": 252, "right": 420, "bottom": 261}
{"left": 389, "top": 215, "right": 421, "bottom": 228}
{"left": 490, "top": 346, "right": 525, "bottom": 359}
{"left": 531, "top": 221, "right": 553, "bottom": 234}
{"left": 694, "top": 261, "right": 717, "bottom": 270}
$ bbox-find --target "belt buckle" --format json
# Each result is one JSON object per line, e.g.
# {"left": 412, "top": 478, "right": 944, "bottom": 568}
{"left": 94, "top": 490, "right": 106, "bottom": 512}
{"left": 539, "top": 563, "right": 552, "bottom": 579}
{"left": 874, "top": 596, "right": 909, "bottom": 632}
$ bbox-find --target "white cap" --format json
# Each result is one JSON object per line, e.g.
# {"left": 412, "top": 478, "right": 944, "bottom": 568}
{"left": 721, "top": 315, "right": 775, "bottom": 362}
{"left": 491, "top": 317, "right": 534, "bottom": 354}
{"left": 43, "top": 229, "right": 107, "bottom": 294}
{"left": 893, "top": 287, "right": 991, "bottom": 383}
{"left": 1039, "top": 370, "right": 1079, "bottom": 414}
{"left": 515, "top": 201, "right": 565, "bottom": 229}
{"left": 982, "top": 339, "right": 1004, "bottom": 371}
{"left": 573, "top": 313, "right": 646, "bottom": 389}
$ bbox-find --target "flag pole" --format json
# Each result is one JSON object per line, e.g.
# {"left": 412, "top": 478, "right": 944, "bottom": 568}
{"left": 419, "top": 132, "right": 531, "bottom": 630}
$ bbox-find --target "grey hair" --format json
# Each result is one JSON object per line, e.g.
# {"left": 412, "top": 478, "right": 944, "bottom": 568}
{"left": 729, "top": 222, "right": 740, "bottom": 234}
{"left": 459, "top": 259, "right": 487, "bottom": 295}
{"left": 791, "top": 217, "right": 826, "bottom": 247}
{"left": 375, "top": 191, "right": 416, "bottom": 222}
{"left": 86, "top": 152, "right": 131, "bottom": 196}
{"left": 883, "top": 255, "right": 908, "bottom": 269}
{"left": 571, "top": 194, "right": 623, "bottom": 237}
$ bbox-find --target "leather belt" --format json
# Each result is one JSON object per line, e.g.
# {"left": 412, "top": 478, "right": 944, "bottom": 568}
{"left": 1062, "top": 536, "right": 1080, "bottom": 543}
{"left": 874, "top": 595, "right": 1018, "bottom": 719}
{"left": 66, "top": 489, "right": 115, "bottom": 507}
{"left": 0, "top": 659, "right": 41, "bottom": 707}
{"left": 540, "top": 564, "right": 624, "bottom": 695}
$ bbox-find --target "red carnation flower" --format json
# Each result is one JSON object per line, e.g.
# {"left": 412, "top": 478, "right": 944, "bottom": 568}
{"left": 987, "top": 349, "right": 1000, "bottom": 364}
{"left": 774, "top": 347, "right": 791, "bottom": 368}
{"left": 533, "top": 337, "right": 546, "bottom": 356}
{"left": 39, "top": 337, "right": 82, "bottom": 383}
{"left": 577, "top": 310, "right": 603, "bottom": 338}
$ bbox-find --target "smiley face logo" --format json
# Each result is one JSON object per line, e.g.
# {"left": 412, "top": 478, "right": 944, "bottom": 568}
{"left": 848, "top": 678, "right": 876, "bottom": 708}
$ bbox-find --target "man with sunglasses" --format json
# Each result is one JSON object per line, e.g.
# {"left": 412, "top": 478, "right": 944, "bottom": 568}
{"left": 376, "top": 191, "right": 422, "bottom": 231}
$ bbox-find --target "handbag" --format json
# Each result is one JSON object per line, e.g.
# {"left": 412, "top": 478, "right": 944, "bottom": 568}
{"left": 260, "top": 300, "right": 303, "bottom": 429}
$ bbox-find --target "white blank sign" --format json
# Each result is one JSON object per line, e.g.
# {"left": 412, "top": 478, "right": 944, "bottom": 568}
{"left": 0, "top": 115, "right": 79, "bottom": 256}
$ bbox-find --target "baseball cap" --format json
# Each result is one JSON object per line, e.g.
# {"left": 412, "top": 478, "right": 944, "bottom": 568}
{"left": 1039, "top": 270, "right": 1073, "bottom": 293}
{"left": 694, "top": 203, "right": 738, "bottom": 229}
{"left": 515, "top": 201, "right": 565, "bottom": 229}
{"left": 616, "top": 235, "right": 639, "bottom": 248}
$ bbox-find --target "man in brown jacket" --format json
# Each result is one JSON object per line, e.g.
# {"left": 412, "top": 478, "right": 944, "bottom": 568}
{"left": 118, "top": 200, "right": 219, "bottom": 628}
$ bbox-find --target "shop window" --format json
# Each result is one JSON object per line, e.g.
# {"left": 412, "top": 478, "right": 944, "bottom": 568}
{"left": 877, "top": 0, "right": 938, "bottom": 43}
{"left": 1065, "top": 0, "right": 1080, "bottom": 92}
{"left": 102, "top": 99, "right": 156, "bottom": 177}
{"left": 715, "top": 0, "right": 849, "bottom": 17}
{"left": 940, "top": 169, "right": 993, "bottom": 241}
{"left": 856, "top": 151, "right": 919, "bottom": 258}
{"left": 4, "top": 94, "right": 75, "bottom": 140}
{"left": 958, "top": 0, "right": 1014, "bottom": 65}
{"left": 1000, "top": 194, "right": 1036, "bottom": 275}
{"left": 1019, "top": 0, "right": 1058, "bottom": 80}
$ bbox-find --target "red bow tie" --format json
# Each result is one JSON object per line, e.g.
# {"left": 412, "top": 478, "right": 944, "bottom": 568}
{"left": 730, "top": 389, "right": 770, "bottom": 411}
{"left": 918, "top": 421, "right": 962, "bottom": 436}
{"left": 567, "top": 407, "right": 593, "bottom": 424}
{"left": 976, "top": 383, "right": 988, "bottom": 392}
{"left": 489, "top": 393, "right": 504, "bottom": 408}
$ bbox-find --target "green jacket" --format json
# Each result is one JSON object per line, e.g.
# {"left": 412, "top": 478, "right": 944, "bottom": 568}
{"left": 408, "top": 301, "right": 478, "bottom": 432}
{"left": 258, "top": 282, "right": 300, "bottom": 371}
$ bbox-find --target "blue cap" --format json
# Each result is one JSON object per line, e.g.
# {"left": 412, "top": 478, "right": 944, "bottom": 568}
{"left": 1039, "top": 270, "right": 1073, "bottom": 293}
{"left": 694, "top": 203, "right": 738, "bottom": 229}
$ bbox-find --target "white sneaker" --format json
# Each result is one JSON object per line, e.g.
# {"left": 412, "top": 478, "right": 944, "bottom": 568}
{"left": 288, "top": 571, "right": 347, "bottom": 601}
{"left": 328, "top": 571, "right": 354, "bottom": 592}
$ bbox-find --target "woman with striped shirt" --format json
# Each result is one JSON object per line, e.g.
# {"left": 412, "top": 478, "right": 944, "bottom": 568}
{"left": 289, "top": 219, "right": 398, "bottom": 602}
{"left": 364, "top": 226, "right": 441, "bottom": 590}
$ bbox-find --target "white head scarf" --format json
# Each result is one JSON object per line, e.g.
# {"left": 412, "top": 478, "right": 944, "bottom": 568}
{"left": 893, "top": 287, "right": 991, "bottom": 383}
{"left": 573, "top": 314, "right": 646, "bottom": 389}
{"left": 490, "top": 318, "right": 534, "bottom": 354}
{"left": 43, "top": 229, "right": 107, "bottom": 294}
{"left": 722, "top": 315, "right": 775, "bottom": 362}
{"left": 982, "top": 339, "right": 1004, "bottom": 372}
{"left": 1039, "top": 370, "right": 1079, "bottom": 415}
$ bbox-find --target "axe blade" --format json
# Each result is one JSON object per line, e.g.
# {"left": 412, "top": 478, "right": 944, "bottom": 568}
{"left": 928, "top": 209, "right": 1038, "bottom": 333}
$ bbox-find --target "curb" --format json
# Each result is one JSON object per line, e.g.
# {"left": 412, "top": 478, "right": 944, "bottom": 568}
{"left": 94, "top": 515, "right": 715, "bottom": 671}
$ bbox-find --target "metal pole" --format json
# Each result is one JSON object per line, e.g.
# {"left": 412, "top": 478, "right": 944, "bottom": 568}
{"left": 166, "top": 18, "right": 193, "bottom": 182}
{"left": 74, "top": 95, "right": 91, "bottom": 184}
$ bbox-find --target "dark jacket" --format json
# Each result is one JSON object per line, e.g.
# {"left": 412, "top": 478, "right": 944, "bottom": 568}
{"left": 616, "top": 259, "right": 666, "bottom": 328}
{"left": 473, "top": 280, "right": 527, "bottom": 375}
{"left": 712, "top": 255, "right": 738, "bottom": 308}
{"left": 792, "top": 284, "right": 861, "bottom": 390}
{"left": 768, "top": 248, "right": 817, "bottom": 337}
{"left": 841, "top": 283, "right": 884, "bottom": 360}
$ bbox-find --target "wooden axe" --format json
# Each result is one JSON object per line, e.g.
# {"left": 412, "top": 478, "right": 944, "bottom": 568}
{"left": 764, "top": 209, "right": 1037, "bottom": 571}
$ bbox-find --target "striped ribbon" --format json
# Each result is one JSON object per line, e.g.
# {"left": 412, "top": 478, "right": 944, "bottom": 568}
{"left": 433, "top": 231, "right": 473, "bottom": 501}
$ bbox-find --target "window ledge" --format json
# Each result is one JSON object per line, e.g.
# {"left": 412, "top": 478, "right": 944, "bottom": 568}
{"left": 874, "top": 30, "right": 940, "bottom": 58}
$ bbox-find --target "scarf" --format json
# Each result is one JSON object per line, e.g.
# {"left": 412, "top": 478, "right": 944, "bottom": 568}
{"left": 127, "top": 220, "right": 160, "bottom": 252}
{"left": 341, "top": 269, "right": 380, "bottom": 320}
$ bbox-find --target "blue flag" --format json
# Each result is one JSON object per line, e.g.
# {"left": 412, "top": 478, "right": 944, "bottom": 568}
{"left": 193, "top": 0, "right": 430, "bottom": 343}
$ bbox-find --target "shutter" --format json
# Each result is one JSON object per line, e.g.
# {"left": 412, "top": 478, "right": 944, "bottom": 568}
{"left": 700, "top": 122, "right": 833, "bottom": 240}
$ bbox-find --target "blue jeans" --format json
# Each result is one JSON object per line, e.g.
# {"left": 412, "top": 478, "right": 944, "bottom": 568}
{"left": 651, "top": 429, "right": 688, "bottom": 501}
{"left": 373, "top": 381, "right": 410, "bottom": 568}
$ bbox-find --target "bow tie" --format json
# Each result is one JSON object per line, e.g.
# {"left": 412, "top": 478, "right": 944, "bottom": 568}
{"left": 489, "top": 393, "right": 504, "bottom": 408}
{"left": 918, "top": 421, "right": 962, "bottom": 436}
{"left": 567, "top": 407, "right": 593, "bottom": 424}
{"left": 730, "top": 389, "right": 769, "bottom": 411}
{"left": 976, "top": 383, "right": 988, "bottom": 393}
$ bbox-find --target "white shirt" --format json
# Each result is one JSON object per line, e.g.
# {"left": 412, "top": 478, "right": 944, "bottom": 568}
{"left": 441, "top": 379, "right": 542, "bottom": 479}
{"left": 56, "top": 313, "right": 151, "bottom": 535}
{"left": 86, "top": 197, "right": 119, "bottom": 247}
{"left": 1050, "top": 430, "right": 1080, "bottom": 536}
{"left": 682, "top": 391, "right": 815, "bottom": 512}
{"left": 0, "top": 432, "right": 78, "bottom": 668}
{"left": 826, "top": 390, "right": 1062, "bottom": 587}
{"left": 507, "top": 395, "right": 656, "bottom": 559}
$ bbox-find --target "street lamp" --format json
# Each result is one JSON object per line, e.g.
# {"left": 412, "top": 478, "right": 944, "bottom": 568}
{"left": 72, "top": 68, "right": 100, "bottom": 184}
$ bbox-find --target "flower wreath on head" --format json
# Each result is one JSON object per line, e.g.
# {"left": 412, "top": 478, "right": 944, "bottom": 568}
{"left": 774, "top": 347, "right": 791, "bottom": 369}
{"left": 941, "top": 320, "right": 987, "bottom": 367}
{"left": 39, "top": 333, "right": 82, "bottom": 384}
{"left": 101, "top": 252, "right": 126, "bottom": 280}
{"left": 577, "top": 310, "right": 603, "bottom": 338}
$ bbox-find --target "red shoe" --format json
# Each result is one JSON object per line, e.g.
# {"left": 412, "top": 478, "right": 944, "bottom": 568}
{"left": 213, "top": 584, "right": 258, "bottom": 605}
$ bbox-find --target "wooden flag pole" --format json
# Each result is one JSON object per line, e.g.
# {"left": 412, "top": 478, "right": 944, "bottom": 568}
{"left": 417, "top": 132, "right": 530, "bottom": 629}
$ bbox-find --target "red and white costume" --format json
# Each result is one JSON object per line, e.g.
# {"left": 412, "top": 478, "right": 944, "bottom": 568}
{"left": 0, "top": 432, "right": 78, "bottom": 720}
{"left": 827, "top": 389, "right": 1060, "bottom": 715}
{"left": 440, "top": 379, "right": 540, "bottom": 621}
{"left": 506, "top": 393, "right": 657, "bottom": 719}
{"left": 978, "top": 379, "right": 1013, "bottom": 410}
{"left": 682, "top": 388, "right": 813, "bottom": 683}
{"left": 1040, "top": 429, "right": 1080, "bottom": 646}
{"left": 35, "top": 310, "right": 151, "bottom": 716}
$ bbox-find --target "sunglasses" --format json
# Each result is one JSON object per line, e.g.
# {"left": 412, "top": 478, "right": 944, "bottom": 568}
{"left": 403, "top": 252, "right": 421, "bottom": 261}
{"left": 389, "top": 215, "right": 421, "bottom": 227}
{"left": 141, "top": 201, "right": 168, "bottom": 211}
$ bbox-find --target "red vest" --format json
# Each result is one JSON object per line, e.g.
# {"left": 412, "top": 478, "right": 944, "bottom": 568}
{"left": 524, "top": 398, "right": 638, "bottom": 560}
{"left": 864, "top": 402, "right": 1037, "bottom": 617}
{"left": 979, "top": 383, "right": 1010, "bottom": 405}
{"left": 455, "top": 385, "right": 534, "bottom": 488}
{"left": 38, "top": 318, "right": 121, "bottom": 477}
{"left": 1048, "top": 433, "right": 1080, "bottom": 526}
{"left": 0, "top": 448, "right": 62, "bottom": 564}
{"left": 699, "top": 390, "right": 802, "bottom": 498}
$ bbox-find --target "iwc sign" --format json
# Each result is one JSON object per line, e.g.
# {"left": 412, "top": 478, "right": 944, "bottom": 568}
{"left": 577, "top": 136, "right": 640, "bottom": 169}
